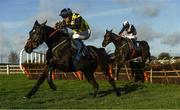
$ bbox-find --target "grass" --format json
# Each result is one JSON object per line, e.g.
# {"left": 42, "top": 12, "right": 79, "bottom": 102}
{"left": 1, "top": 74, "right": 180, "bottom": 109}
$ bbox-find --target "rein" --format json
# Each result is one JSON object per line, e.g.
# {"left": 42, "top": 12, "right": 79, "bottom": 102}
{"left": 51, "top": 39, "right": 68, "bottom": 52}
{"left": 111, "top": 33, "right": 128, "bottom": 49}
{"left": 115, "top": 34, "right": 124, "bottom": 41}
{"left": 47, "top": 28, "right": 68, "bottom": 52}
{"left": 49, "top": 28, "right": 61, "bottom": 38}
{"left": 115, "top": 35, "right": 122, "bottom": 41}
{"left": 118, "top": 42, "right": 128, "bottom": 49}
{"left": 115, "top": 35, "right": 135, "bottom": 59}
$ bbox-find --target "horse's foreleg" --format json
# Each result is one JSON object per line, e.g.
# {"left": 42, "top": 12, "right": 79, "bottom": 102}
{"left": 82, "top": 66, "right": 99, "bottom": 97}
{"left": 89, "top": 80, "right": 99, "bottom": 97}
{"left": 104, "top": 67, "right": 121, "bottom": 96}
{"left": 114, "top": 63, "right": 122, "bottom": 80}
{"left": 47, "top": 66, "right": 57, "bottom": 91}
{"left": 24, "top": 70, "right": 48, "bottom": 99}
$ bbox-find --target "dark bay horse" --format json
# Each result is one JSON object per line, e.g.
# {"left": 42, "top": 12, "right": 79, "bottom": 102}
{"left": 102, "top": 30, "right": 151, "bottom": 82}
{"left": 24, "top": 21, "right": 120, "bottom": 99}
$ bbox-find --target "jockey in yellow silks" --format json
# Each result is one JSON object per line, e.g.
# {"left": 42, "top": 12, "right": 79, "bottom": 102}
{"left": 55, "top": 8, "right": 91, "bottom": 69}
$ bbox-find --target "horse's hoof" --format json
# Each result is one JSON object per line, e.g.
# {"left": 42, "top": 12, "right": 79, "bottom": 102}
{"left": 116, "top": 92, "right": 121, "bottom": 96}
{"left": 93, "top": 94, "right": 97, "bottom": 98}
{"left": 23, "top": 95, "right": 31, "bottom": 99}
{"left": 114, "top": 77, "right": 117, "bottom": 80}
{"left": 93, "top": 89, "right": 98, "bottom": 98}
{"left": 50, "top": 84, "right": 57, "bottom": 91}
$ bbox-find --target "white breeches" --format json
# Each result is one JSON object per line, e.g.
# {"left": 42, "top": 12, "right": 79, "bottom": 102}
{"left": 72, "top": 29, "right": 91, "bottom": 40}
{"left": 123, "top": 34, "right": 137, "bottom": 40}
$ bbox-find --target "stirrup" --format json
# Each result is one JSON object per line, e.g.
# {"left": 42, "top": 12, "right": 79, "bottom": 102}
{"left": 71, "top": 40, "right": 77, "bottom": 50}
{"left": 81, "top": 46, "right": 89, "bottom": 57}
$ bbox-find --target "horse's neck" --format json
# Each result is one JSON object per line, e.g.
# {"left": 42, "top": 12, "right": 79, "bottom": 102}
{"left": 111, "top": 33, "right": 126, "bottom": 49}
{"left": 44, "top": 26, "right": 56, "bottom": 36}
{"left": 44, "top": 27, "right": 70, "bottom": 50}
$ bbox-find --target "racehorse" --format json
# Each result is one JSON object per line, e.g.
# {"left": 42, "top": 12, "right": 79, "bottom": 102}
{"left": 102, "top": 29, "right": 151, "bottom": 82}
{"left": 23, "top": 21, "right": 120, "bottom": 99}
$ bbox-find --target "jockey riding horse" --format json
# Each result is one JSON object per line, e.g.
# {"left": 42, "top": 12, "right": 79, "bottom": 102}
{"left": 118, "top": 21, "right": 141, "bottom": 61}
{"left": 23, "top": 20, "right": 120, "bottom": 99}
{"left": 55, "top": 8, "right": 91, "bottom": 70}
{"left": 102, "top": 29, "right": 151, "bottom": 82}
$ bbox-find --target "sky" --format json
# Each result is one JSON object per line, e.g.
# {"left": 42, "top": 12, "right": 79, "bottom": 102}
{"left": 0, "top": 0, "right": 180, "bottom": 62}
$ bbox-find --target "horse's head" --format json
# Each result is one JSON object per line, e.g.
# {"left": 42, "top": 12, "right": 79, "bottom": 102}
{"left": 102, "top": 29, "right": 113, "bottom": 47}
{"left": 24, "top": 20, "right": 47, "bottom": 53}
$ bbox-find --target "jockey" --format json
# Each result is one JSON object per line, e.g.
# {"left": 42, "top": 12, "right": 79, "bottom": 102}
{"left": 118, "top": 21, "right": 137, "bottom": 48}
{"left": 55, "top": 8, "right": 91, "bottom": 69}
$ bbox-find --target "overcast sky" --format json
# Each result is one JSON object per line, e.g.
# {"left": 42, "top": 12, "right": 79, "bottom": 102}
{"left": 0, "top": 0, "right": 180, "bottom": 62}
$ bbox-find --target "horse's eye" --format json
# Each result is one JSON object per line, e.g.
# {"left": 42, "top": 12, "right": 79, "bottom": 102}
{"left": 34, "top": 38, "right": 39, "bottom": 41}
{"left": 32, "top": 29, "right": 36, "bottom": 33}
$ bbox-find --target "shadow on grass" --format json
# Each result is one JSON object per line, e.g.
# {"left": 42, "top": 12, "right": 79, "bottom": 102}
{"left": 99, "top": 82, "right": 147, "bottom": 97}
{"left": 77, "top": 82, "right": 147, "bottom": 99}
{"left": 122, "top": 82, "right": 147, "bottom": 94}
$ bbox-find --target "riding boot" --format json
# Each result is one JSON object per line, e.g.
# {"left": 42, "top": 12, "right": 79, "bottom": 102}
{"left": 81, "top": 46, "right": 92, "bottom": 60}
{"left": 73, "top": 39, "right": 83, "bottom": 69}
{"left": 131, "top": 39, "right": 138, "bottom": 50}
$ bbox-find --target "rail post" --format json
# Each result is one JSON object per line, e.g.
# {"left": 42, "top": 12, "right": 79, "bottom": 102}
{"left": 150, "top": 68, "right": 152, "bottom": 83}
{"left": 144, "top": 71, "right": 148, "bottom": 83}
{"left": 124, "top": 64, "right": 131, "bottom": 80}
{"left": 114, "top": 63, "right": 118, "bottom": 80}
{"left": 7, "top": 65, "right": 10, "bottom": 75}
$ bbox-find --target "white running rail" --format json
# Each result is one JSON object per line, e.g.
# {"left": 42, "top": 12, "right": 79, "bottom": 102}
{"left": 0, "top": 65, "right": 23, "bottom": 75}
{"left": 19, "top": 49, "right": 46, "bottom": 72}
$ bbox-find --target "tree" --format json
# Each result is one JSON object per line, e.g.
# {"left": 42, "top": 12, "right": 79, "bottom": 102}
{"left": 8, "top": 51, "right": 19, "bottom": 64}
{"left": 158, "top": 52, "right": 171, "bottom": 59}
{"left": 0, "top": 54, "right": 5, "bottom": 63}
{"left": 150, "top": 56, "right": 157, "bottom": 60}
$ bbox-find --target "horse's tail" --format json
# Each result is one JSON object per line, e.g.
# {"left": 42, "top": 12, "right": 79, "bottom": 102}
{"left": 144, "top": 41, "right": 151, "bottom": 62}
{"left": 148, "top": 47, "right": 151, "bottom": 62}
{"left": 140, "top": 40, "right": 151, "bottom": 63}
{"left": 98, "top": 48, "right": 112, "bottom": 64}
{"left": 87, "top": 46, "right": 111, "bottom": 70}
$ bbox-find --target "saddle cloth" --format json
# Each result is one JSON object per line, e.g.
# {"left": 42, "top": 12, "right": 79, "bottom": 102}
{"left": 127, "top": 39, "right": 141, "bottom": 60}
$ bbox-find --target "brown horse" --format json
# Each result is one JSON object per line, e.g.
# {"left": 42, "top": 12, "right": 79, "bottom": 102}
{"left": 23, "top": 21, "right": 120, "bottom": 99}
{"left": 102, "top": 29, "right": 151, "bottom": 82}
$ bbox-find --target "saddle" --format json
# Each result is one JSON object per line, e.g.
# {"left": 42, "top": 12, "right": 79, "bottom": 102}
{"left": 70, "top": 39, "right": 92, "bottom": 70}
{"left": 71, "top": 39, "right": 90, "bottom": 57}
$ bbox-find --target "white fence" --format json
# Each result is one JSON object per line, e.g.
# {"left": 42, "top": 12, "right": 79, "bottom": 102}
{"left": 0, "top": 49, "right": 46, "bottom": 75}
{"left": 150, "top": 57, "right": 180, "bottom": 64}
{"left": 145, "top": 58, "right": 180, "bottom": 83}
{"left": 1, "top": 49, "right": 180, "bottom": 84}
{"left": 19, "top": 49, "right": 46, "bottom": 72}
{"left": 0, "top": 64, "right": 23, "bottom": 75}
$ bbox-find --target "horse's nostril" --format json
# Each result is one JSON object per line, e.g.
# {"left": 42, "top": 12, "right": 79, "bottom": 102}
{"left": 102, "top": 42, "right": 106, "bottom": 47}
{"left": 24, "top": 46, "right": 32, "bottom": 53}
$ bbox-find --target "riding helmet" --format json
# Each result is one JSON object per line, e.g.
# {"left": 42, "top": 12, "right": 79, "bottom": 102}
{"left": 123, "top": 21, "right": 130, "bottom": 27}
{"left": 59, "top": 8, "right": 72, "bottom": 18}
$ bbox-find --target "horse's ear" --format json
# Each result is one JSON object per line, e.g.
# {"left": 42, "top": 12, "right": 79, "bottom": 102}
{"left": 41, "top": 20, "right": 47, "bottom": 26}
{"left": 106, "top": 29, "right": 108, "bottom": 32}
{"left": 110, "top": 29, "right": 113, "bottom": 32}
{"left": 35, "top": 20, "right": 39, "bottom": 25}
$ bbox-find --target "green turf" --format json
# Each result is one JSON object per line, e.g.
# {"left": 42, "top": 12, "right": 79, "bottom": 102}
{"left": 1, "top": 74, "right": 180, "bottom": 109}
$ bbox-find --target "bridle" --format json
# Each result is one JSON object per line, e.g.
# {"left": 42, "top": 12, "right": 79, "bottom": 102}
{"left": 29, "top": 24, "right": 69, "bottom": 52}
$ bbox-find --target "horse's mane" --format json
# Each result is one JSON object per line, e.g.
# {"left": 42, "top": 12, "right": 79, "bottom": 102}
{"left": 109, "top": 31, "right": 125, "bottom": 41}
{"left": 43, "top": 25, "right": 69, "bottom": 39}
